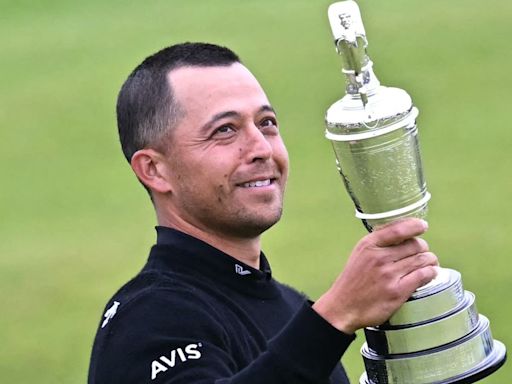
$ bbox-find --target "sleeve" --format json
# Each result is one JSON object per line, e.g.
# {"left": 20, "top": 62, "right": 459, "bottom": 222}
{"left": 88, "top": 290, "right": 355, "bottom": 384}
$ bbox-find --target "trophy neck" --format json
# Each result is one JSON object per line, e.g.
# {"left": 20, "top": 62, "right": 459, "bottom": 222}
{"left": 328, "top": 1, "right": 380, "bottom": 105}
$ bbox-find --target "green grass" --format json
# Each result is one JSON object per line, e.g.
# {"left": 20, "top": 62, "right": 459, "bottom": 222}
{"left": 1, "top": 0, "right": 511, "bottom": 382}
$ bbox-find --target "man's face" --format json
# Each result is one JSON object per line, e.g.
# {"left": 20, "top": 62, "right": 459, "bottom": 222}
{"left": 160, "top": 63, "right": 289, "bottom": 239}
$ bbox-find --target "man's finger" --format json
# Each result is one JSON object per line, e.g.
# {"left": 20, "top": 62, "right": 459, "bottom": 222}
{"left": 370, "top": 218, "right": 429, "bottom": 247}
{"left": 398, "top": 265, "right": 439, "bottom": 296}
{"left": 388, "top": 237, "right": 430, "bottom": 262}
{"left": 394, "top": 251, "right": 439, "bottom": 277}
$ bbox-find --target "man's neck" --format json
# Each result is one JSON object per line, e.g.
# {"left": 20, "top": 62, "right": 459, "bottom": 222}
{"left": 157, "top": 214, "right": 262, "bottom": 269}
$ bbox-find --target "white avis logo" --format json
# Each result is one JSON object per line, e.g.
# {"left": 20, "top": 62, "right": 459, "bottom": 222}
{"left": 151, "top": 343, "right": 202, "bottom": 380}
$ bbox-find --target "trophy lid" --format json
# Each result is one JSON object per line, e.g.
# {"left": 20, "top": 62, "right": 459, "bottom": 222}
{"left": 325, "top": 86, "right": 414, "bottom": 135}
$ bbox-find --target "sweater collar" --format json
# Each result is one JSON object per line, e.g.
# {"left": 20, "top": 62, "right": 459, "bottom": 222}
{"left": 146, "top": 226, "right": 279, "bottom": 298}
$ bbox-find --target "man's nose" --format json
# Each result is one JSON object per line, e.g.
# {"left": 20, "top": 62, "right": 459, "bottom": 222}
{"left": 244, "top": 125, "right": 273, "bottom": 163}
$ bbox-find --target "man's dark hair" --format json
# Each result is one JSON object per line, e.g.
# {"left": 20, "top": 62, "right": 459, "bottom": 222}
{"left": 117, "top": 42, "right": 241, "bottom": 163}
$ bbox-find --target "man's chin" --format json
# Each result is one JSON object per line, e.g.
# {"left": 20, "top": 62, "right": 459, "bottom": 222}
{"left": 225, "top": 210, "right": 283, "bottom": 238}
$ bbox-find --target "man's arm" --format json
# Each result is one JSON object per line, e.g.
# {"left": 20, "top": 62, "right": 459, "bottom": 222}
{"left": 89, "top": 292, "right": 353, "bottom": 384}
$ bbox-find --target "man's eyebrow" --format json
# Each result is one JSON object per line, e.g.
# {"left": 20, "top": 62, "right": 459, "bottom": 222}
{"left": 200, "top": 105, "right": 277, "bottom": 133}
{"left": 200, "top": 111, "right": 240, "bottom": 133}
{"left": 259, "top": 105, "right": 277, "bottom": 116}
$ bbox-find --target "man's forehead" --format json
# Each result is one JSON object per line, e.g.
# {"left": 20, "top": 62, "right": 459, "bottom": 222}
{"left": 167, "top": 63, "right": 269, "bottom": 110}
{"left": 167, "top": 63, "right": 263, "bottom": 94}
{"left": 168, "top": 62, "right": 251, "bottom": 82}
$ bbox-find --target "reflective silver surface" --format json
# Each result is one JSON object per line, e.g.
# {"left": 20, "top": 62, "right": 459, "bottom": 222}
{"left": 388, "top": 268, "right": 463, "bottom": 326}
{"left": 366, "top": 292, "right": 478, "bottom": 354}
{"left": 360, "top": 316, "right": 506, "bottom": 384}
{"left": 327, "top": 106, "right": 429, "bottom": 231}
{"left": 326, "top": 2, "right": 429, "bottom": 231}
{"left": 324, "top": 1, "right": 506, "bottom": 382}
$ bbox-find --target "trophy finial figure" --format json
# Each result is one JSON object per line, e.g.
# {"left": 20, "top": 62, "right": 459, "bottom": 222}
{"left": 339, "top": 13, "right": 352, "bottom": 30}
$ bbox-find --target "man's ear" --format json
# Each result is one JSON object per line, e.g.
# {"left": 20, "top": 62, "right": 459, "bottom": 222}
{"left": 130, "top": 149, "right": 173, "bottom": 194}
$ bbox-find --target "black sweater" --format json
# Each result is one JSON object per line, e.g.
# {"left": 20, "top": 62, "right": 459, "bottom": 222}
{"left": 88, "top": 227, "right": 355, "bottom": 383}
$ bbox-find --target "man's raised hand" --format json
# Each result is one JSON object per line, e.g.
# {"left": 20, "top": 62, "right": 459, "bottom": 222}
{"left": 313, "top": 218, "right": 439, "bottom": 334}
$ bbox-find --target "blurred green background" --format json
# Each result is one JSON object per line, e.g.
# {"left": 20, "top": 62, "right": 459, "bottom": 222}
{"left": 1, "top": 0, "right": 511, "bottom": 382}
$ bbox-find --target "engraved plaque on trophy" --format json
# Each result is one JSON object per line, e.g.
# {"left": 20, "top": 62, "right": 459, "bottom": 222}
{"left": 324, "top": 1, "right": 506, "bottom": 383}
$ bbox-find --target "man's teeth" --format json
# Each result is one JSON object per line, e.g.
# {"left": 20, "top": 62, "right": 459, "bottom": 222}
{"left": 242, "top": 179, "right": 271, "bottom": 188}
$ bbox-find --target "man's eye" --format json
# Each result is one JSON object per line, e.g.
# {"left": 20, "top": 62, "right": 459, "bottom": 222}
{"left": 260, "top": 118, "right": 278, "bottom": 131}
{"left": 261, "top": 118, "right": 277, "bottom": 127}
{"left": 214, "top": 125, "right": 235, "bottom": 135}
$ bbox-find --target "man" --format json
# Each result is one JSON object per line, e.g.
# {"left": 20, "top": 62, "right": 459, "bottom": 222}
{"left": 88, "top": 42, "right": 438, "bottom": 383}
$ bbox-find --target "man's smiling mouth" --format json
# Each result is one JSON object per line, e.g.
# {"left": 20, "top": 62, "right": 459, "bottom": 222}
{"left": 240, "top": 179, "right": 273, "bottom": 188}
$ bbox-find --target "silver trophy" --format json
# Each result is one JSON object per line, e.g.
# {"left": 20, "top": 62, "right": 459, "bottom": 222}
{"left": 324, "top": 1, "right": 506, "bottom": 383}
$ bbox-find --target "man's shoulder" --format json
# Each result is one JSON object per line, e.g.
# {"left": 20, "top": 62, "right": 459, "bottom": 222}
{"left": 95, "top": 267, "right": 218, "bottom": 329}
{"left": 89, "top": 269, "right": 230, "bottom": 365}
{"left": 88, "top": 268, "right": 233, "bottom": 384}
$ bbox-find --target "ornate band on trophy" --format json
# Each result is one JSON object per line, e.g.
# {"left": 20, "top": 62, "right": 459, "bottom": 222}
{"left": 325, "top": 108, "right": 419, "bottom": 142}
{"left": 354, "top": 192, "right": 431, "bottom": 221}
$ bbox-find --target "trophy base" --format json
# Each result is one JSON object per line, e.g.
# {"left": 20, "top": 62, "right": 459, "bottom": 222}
{"left": 358, "top": 268, "right": 506, "bottom": 383}
{"left": 359, "top": 332, "right": 506, "bottom": 384}
{"left": 359, "top": 340, "right": 506, "bottom": 384}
